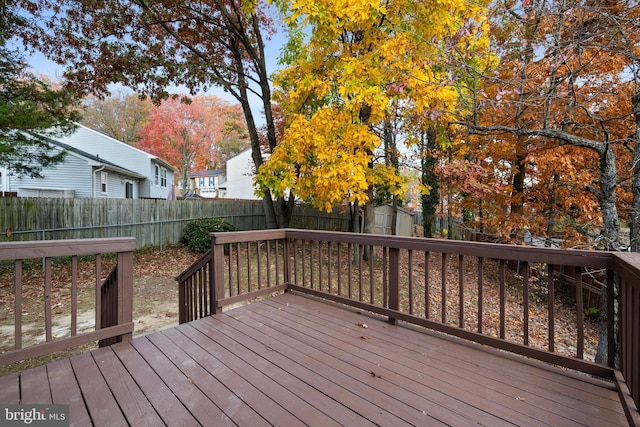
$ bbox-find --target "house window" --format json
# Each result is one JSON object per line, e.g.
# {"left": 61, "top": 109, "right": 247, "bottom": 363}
{"left": 160, "top": 168, "right": 167, "bottom": 187}
{"left": 125, "top": 181, "right": 134, "bottom": 199}
{"left": 209, "top": 177, "right": 215, "bottom": 186}
{"left": 155, "top": 165, "right": 159, "bottom": 185}
{"left": 100, "top": 172, "right": 108, "bottom": 194}
{"left": 198, "top": 178, "right": 204, "bottom": 187}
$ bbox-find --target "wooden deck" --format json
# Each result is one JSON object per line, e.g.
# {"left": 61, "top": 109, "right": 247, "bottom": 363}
{"left": 0, "top": 292, "right": 628, "bottom": 426}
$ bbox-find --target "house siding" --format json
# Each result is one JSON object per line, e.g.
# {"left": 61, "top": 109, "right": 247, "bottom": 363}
{"left": 224, "top": 149, "right": 260, "bottom": 200}
{"left": 10, "top": 149, "right": 94, "bottom": 198}
{"left": 54, "top": 125, "right": 175, "bottom": 199}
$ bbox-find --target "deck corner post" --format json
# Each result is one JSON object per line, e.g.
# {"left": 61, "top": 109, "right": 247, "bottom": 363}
{"left": 211, "top": 236, "right": 225, "bottom": 314}
{"left": 388, "top": 247, "right": 400, "bottom": 325}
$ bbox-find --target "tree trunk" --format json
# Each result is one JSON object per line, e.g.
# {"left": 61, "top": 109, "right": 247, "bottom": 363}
{"left": 630, "top": 93, "right": 640, "bottom": 252}
{"left": 231, "top": 38, "right": 278, "bottom": 229}
{"left": 594, "top": 144, "right": 621, "bottom": 250}
{"left": 421, "top": 127, "right": 439, "bottom": 238}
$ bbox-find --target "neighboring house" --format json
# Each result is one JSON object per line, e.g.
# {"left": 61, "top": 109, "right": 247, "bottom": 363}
{"left": 177, "top": 169, "right": 225, "bottom": 199}
{"left": 219, "top": 148, "right": 261, "bottom": 200}
{"left": 2, "top": 124, "right": 176, "bottom": 199}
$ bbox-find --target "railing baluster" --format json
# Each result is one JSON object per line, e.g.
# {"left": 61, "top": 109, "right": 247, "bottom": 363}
{"left": 548, "top": 263, "right": 555, "bottom": 352}
{"left": 95, "top": 254, "right": 102, "bottom": 330}
{"left": 575, "top": 266, "right": 584, "bottom": 359}
{"left": 522, "top": 261, "right": 529, "bottom": 346}
{"left": 368, "top": 245, "right": 374, "bottom": 305}
{"left": 441, "top": 253, "right": 447, "bottom": 324}
{"left": 257, "top": 240, "right": 263, "bottom": 289}
{"left": 459, "top": 254, "right": 464, "bottom": 328}
{"left": 499, "top": 259, "right": 506, "bottom": 340}
{"left": 328, "top": 242, "right": 333, "bottom": 293}
{"left": 337, "top": 242, "right": 342, "bottom": 296}
{"left": 408, "top": 250, "right": 413, "bottom": 315}
{"left": 388, "top": 247, "right": 400, "bottom": 325}
{"left": 71, "top": 256, "right": 78, "bottom": 336}
{"left": 247, "top": 241, "right": 252, "bottom": 293}
{"left": 236, "top": 242, "right": 241, "bottom": 296}
{"left": 358, "top": 244, "right": 363, "bottom": 301}
{"left": 425, "top": 251, "right": 430, "bottom": 320}
{"left": 348, "top": 243, "right": 353, "bottom": 299}
{"left": 477, "top": 257, "right": 483, "bottom": 334}
{"left": 383, "top": 247, "right": 388, "bottom": 308}
{"left": 606, "top": 269, "right": 614, "bottom": 367}
{"left": 14, "top": 259, "right": 22, "bottom": 350}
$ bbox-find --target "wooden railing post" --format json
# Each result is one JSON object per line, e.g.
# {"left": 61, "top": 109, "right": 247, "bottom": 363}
{"left": 211, "top": 235, "right": 225, "bottom": 314}
{"left": 388, "top": 247, "right": 400, "bottom": 325}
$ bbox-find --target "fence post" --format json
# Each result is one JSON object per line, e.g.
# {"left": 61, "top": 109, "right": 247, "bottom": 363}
{"left": 388, "top": 247, "right": 400, "bottom": 325}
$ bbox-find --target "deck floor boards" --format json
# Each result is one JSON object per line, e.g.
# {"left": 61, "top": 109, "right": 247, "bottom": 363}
{"left": 0, "top": 292, "right": 629, "bottom": 426}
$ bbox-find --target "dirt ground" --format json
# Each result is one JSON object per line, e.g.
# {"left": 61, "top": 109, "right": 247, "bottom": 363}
{"left": 0, "top": 245, "right": 201, "bottom": 373}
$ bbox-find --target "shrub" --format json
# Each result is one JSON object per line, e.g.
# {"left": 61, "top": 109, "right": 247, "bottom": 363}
{"left": 180, "top": 218, "right": 239, "bottom": 253}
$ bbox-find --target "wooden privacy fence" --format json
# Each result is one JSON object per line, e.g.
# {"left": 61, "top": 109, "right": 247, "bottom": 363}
{"left": 0, "top": 238, "right": 135, "bottom": 368}
{"left": 0, "top": 198, "right": 350, "bottom": 248}
{"left": 177, "top": 229, "right": 640, "bottom": 426}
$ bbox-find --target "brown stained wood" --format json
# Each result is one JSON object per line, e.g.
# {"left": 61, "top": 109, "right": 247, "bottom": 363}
{"left": 425, "top": 251, "right": 430, "bottom": 319}
{"left": 5, "top": 293, "right": 631, "bottom": 426}
{"left": 499, "top": 259, "right": 506, "bottom": 339}
{"left": 576, "top": 266, "right": 584, "bottom": 359}
{"left": 267, "top": 293, "right": 627, "bottom": 426}
{"left": 14, "top": 259, "right": 21, "bottom": 350}
{"left": 91, "top": 346, "right": 163, "bottom": 425}
{"left": 161, "top": 326, "right": 306, "bottom": 427}
{"left": 144, "top": 331, "right": 269, "bottom": 427}
{"left": 20, "top": 365, "right": 52, "bottom": 404}
{"left": 110, "top": 341, "right": 198, "bottom": 425}
{"left": 523, "top": 261, "right": 529, "bottom": 346}
{"left": 209, "top": 314, "right": 412, "bottom": 426}
{"left": 241, "top": 300, "right": 501, "bottom": 426}
{"left": 45, "top": 257, "right": 52, "bottom": 342}
{"left": 95, "top": 254, "right": 101, "bottom": 330}
{"left": 441, "top": 253, "right": 447, "bottom": 323}
{"left": 130, "top": 336, "right": 235, "bottom": 426}
{"left": 477, "top": 257, "right": 484, "bottom": 334}
{"left": 0, "top": 372, "right": 20, "bottom": 403}
{"left": 184, "top": 318, "right": 356, "bottom": 426}
{"left": 47, "top": 358, "right": 91, "bottom": 425}
{"left": 458, "top": 254, "right": 464, "bottom": 328}
{"left": 69, "top": 352, "right": 127, "bottom": 426}
{"left": 71, "top": 256, "right": 78, "bottom": 336}
{"left": 548, "top": 264, "right": 556, "bottom": 352}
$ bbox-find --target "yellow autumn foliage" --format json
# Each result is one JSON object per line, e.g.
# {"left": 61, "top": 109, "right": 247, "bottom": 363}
{"left": 256, "top": 0, "right": 492, "bottom": 211}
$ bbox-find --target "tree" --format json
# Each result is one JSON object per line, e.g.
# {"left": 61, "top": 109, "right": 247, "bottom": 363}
{"left": 255, "top": 0, "right": 492, "bottom": 235}
{"left": 0, "top": 1, "right": 80, "bottom": 177}
{"left": 453, "top": 0, "right": 639, "bottom": 250}
{"left": 81, "top": 90, "right": 153, "bottom": 145}
{"left": 17, "top": 0, "right": 288, "bottom": 227}
{"left": 137, "top": 95, "right": 236, "bottom": 193}
{"left": 211, "top": 100, "right": 251, "bottom": 168}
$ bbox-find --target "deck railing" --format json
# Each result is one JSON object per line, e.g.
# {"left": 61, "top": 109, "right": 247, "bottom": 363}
{"left": 178, "top": 228, "right": 640, "bottom": 425}
{"left": 0, "top": 238, "right": 135, "bottom": 368}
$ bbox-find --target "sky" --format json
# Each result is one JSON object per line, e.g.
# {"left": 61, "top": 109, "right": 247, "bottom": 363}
{"left": 21, "top": 28, "right": 288, "bottom": 127}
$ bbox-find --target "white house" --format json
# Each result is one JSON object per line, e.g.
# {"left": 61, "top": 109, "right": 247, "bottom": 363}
{"left": 3, "top": 124, "right": 177, "bottom": 199}
{"left": 219, "top": 148, "right": 261, "bottom": 200}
